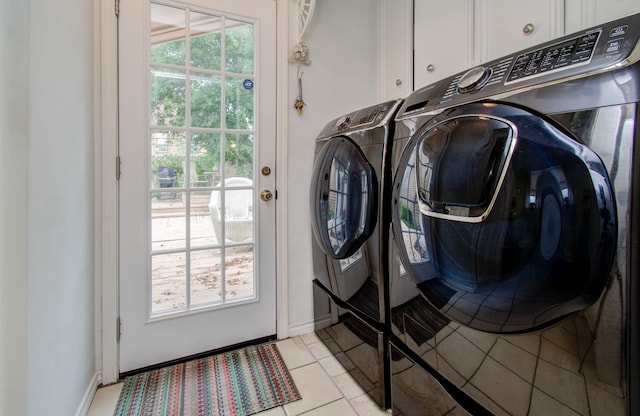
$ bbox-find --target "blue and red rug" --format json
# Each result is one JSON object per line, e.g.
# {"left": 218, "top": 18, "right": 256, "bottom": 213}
{"left": 114, "top": 343, "right": 302, "bottom": 415}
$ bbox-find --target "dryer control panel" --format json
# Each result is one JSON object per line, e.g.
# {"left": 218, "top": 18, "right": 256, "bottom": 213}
{"left": 398, "top": 12, "right": 640, "bottom": 118}
{"left": 316, "top": 99, "right": 402, "bottom": 139}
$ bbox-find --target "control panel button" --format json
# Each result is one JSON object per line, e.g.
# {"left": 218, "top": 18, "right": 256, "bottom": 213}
{"left": 457, "top": 66, "right": 492, "bottom": 93}
{"left": 605, "top": 38, "right": 623, "bottom": 54}
{"left": 610, "top": 25, "right": 628, "bottom": 37}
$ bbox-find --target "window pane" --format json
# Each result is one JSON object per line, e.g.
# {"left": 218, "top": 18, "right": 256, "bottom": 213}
{"left": 151, "top": 67, "right": 186, "bottom": 127}
{"left": 152, "top": 253, "right": 187, "bottom": 314}
{"left": 223, "top": 181, "right": 254, "bottom": 243}
{"left": 191, "top": 249, "right": 223, "bottom": 306}
{"left": 225, "top": 21, "right": 254, "bottom": 74}
{"left": 225, "top": 76, "right": 254, "bottom": 130}
{"left": 151, "top": 192, "right": 186, "bottom": 251}
{"left": 150, "top": 4, "right": 186, "bottom": 66}
{"left": 225, "top": 134, "right": 253, "bottom": 179}
{"left": 151, "top": 132, "right": 186, "bottom": 188}
{"left": 190, "top": 190, "right": 217, "bottom": 248}
{"left": 191, "top": 132, "right": 222, "bottom": 186}
{"left": 191, "top": 71, "right": 222, "bottom": 128}
{"left": 190, "top": 12, "right": 222, "bottom": 70}
{"left": 225, "top": 245, "right": 254, "bottom": 300}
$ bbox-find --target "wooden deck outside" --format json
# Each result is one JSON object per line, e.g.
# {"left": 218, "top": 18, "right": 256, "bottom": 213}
{"left": 150, "top": 192, "right": 255, "bottom": 315}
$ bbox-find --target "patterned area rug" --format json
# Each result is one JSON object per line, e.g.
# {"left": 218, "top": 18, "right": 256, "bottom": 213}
{"left": 114, "top": 343, "right": 301, "bottom": 416}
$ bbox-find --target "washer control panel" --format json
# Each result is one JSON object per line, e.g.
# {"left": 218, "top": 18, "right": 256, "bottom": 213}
{"left": 506, "top": 29, "right": 601, "bottom": 84}
{"left": 398, "top": 12, "right": 640, "bottom": 118}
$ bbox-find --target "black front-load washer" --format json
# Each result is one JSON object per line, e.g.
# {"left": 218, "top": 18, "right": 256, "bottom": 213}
{"left": 388, "top": 12, "right": 640, "bottom": 416}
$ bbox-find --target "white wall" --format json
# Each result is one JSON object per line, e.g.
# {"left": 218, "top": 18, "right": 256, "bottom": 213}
{"left": 286, "top": 0, "right": 381, "bottom": 330}
{"left": 1, "top": 0, "right": 97, "bottom": 414}
{"left": 0, "top": 1, "right": 29, "bottom": 414}
{"left": 27, "top": 0, "right": 96, "bottom": 413}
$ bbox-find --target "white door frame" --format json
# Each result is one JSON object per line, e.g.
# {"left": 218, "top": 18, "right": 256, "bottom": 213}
{"left": 95, "top": 0, "right": 289, "bottom": 384}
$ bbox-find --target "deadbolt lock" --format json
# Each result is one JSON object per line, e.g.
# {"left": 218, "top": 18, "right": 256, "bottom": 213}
{"left": 261, "top": 166, "right": 271, "bottom": 176}
{"left": 260, "top": 190, "right": 273, "bottom": 201}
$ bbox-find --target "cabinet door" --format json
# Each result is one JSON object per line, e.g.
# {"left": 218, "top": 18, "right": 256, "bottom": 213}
{"left": 476, "top": 0, "right": 564, "bottom": 64}
{"left": 594, "top": 0, "right": 640, "bottom": 21}
{"left": 380, "top": 0, "right": 413, "bottom": 100}
{"left": 566, "top": 0, "right": 640, "bottom": 33}
{"left": 414, "top": 0, "right": 473, "bottom": 89}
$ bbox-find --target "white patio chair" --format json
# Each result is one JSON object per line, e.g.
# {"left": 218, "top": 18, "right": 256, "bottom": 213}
{"left": 208, "top": 177, "right": 253, "bottom": 243}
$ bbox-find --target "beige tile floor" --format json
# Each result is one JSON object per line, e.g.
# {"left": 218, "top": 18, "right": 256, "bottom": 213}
{"left": 87, "top": 332, "right": 390, "bottom": 416}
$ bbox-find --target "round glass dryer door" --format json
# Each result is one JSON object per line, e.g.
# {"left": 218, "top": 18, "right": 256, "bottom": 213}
{"left": 392, "top": 102, "right": 617, "bottom": 333}
{"left": 311, "top": 136, "right": 378, "bottom": 259}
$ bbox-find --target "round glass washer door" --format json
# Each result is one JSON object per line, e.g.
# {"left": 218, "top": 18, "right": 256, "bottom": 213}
{"left": 311, "top": 136, "right": 378, "bottom": 259}
{"left": 392, "top": 102, "right": 617, "bottom": 333}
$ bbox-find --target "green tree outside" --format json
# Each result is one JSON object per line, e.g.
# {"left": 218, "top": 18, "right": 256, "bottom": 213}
{"left": 150, "top": 18, "right": 255, "bottom": 184}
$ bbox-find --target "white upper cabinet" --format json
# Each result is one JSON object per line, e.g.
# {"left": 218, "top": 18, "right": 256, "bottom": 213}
{"left": 397, "top": 0, "right": 640, "bottom": 95}
{"left": 414, "top": 0, "right": 473, "bottom": 90}
{"left": 566, "top": 0, "right": 640, "bottom": 33}
{"left": 593, "top": 0, "right": 640, "bottom": 22}
{"left": 380, "top": 0, "right": 414, "bottom": 100}
{"left": 413, "top": 0, "right": 564, "bottom": 90}
{"left": 475, "top": 0, "right": 565, "bottom": 64}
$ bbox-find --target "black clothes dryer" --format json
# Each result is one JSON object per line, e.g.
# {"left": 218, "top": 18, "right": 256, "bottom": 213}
{"left": 388, "top": 13, "right": 640, "bottom": 416}
{"left": 310, "top": 99, "right": 402, "bottom": 408}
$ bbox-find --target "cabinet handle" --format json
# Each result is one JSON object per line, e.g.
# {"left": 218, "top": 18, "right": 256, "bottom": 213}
{"left": 427, "top": 64, "right": 435, "bottom": 73}
{"left": 523, "top": 23, "right": 534, "bottom": 35}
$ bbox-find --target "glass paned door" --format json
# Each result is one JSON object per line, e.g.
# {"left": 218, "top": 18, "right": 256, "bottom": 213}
{"left": 118, "top": 0, "right": 276, "bottom": 373}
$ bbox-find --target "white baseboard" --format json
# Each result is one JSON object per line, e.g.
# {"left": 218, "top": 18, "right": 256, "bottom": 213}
{"left": 286, "top": 321, "right": 316, "bottom": 338}
{"left": 75, "top": 371, "right": 101, "bottom": 416}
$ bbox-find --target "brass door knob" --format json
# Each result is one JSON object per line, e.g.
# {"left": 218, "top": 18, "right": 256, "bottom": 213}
{"left": 260, "top": 190, "right": 273, "bottom": 201}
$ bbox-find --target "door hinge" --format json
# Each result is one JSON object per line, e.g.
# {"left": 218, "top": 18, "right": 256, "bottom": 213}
{"left": 116, "top": 156, "right": 121, "bottom": 180}
{"left": 116, "top": 317, "right": 122, "bottom": 343}
{"left": 115, "top": 0, "right": 120, "bottom": 17}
